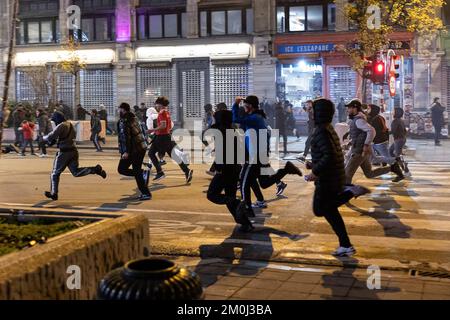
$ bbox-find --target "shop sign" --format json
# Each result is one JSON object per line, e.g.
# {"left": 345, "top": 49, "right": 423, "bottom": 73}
{"left": 278, "top": 43, "right": 334, "bottom": 54}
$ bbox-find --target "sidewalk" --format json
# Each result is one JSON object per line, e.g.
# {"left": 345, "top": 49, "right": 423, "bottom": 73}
{"left": 159, "top": 255, "right": 450, "bottom": 300}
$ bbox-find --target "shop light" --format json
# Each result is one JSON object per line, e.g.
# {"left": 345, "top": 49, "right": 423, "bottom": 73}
{"left": 15, "top": 49, "right": 115, "bottom": 66}
{"left": 136, "top": 43, "right": 251, "bottom": 61}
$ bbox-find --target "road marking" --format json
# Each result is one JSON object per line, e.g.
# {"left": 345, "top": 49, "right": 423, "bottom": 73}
{"left": 340, "top": 206, "right": 450, "bottom": 218}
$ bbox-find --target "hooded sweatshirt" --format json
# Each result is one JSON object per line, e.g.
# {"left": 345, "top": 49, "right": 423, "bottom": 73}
{"left": 391, "top": 108, "right": 407, "bottom": 140}
{"left": 232, "top": 102, "right": 267, "bottom": 164}
{"left": 146, "top": 107, "right": 159, "bottom": 130}
{"left": 44, "top": 112, "right": 76, "bottom": 150}
{"left": 368, "top": 105, "right": 389, "bottom": 144}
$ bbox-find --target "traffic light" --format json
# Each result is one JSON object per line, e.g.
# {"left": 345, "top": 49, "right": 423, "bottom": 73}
{"left": 392, "top": 55, "right": 400, "bottom": 79}
{"left": 372, "top": 60, "right": 385, "bottom": 84}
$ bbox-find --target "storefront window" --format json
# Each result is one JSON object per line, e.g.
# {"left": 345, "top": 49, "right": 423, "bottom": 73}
{"left": 307, "top": 5, "right": 323, "bottom": 31}
{"left": 181, "top": 12, "right": 187, "bottom": 37}
{"left": 164, "top": 14, "right": 178, "bottom": 37}
{"left": 280, "top": 60, "right": 323, "bottom": 106}
{"left": 211, "top": 11, "right": 226, "bottom": 35}
{"left": 149, "top": 15, "right": 163, "bottom": 38}
{"left": 227, "top": 10, "right": 242, "bottom": 34}
{"left": 18, "top": 22, "right": 25, "bottom": 44}
{"left": 40, "top": 21, "right": 53, "bottom": 42}
{"left": 289, "top": 7, "right": 305, "bottom": 32}
{"left": 277, "top": 7, "right": 285, "bottom": 33}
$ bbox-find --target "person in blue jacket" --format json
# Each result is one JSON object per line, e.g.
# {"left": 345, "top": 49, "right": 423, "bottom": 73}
{"left": 232, "top": 96, "right": 303, "bottom": 226}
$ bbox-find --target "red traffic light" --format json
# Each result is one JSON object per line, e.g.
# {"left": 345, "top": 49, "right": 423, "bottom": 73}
{"left": 375, "top": 62, "right": 384, "bottom": 74}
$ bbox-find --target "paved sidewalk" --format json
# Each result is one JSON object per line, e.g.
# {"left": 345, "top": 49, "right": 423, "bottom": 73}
{"left": 158, "top": 255, "right": 450, "bottom": 300}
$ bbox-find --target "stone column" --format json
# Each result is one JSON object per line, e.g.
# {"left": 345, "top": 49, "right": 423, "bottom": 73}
{"left": 186, "top": 0, "right": 199, "bottom": 38}
{"left": 59, "top": 0, "right": 71, "bottom": 43}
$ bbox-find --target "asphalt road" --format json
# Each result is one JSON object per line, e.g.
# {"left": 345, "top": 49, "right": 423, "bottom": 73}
{"left": 1, "top": 148, "right": 450, "bottom": 273}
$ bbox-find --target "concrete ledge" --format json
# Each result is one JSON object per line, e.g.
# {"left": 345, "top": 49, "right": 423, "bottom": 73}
{"left": 0, "top": 213, "right": 149, "bottom": 300}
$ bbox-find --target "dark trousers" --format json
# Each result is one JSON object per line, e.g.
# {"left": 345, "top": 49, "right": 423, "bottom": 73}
{"left": 315, "top": 190, "right": 354, "bottom": 248}
{"left": 280, "top": 130, "right": 288, "bottom": 154}
{"left": 14, "top": 128, "right": 23, "bottom": 146}
{"left": 118, "top": 151, "right": 151, "bottom": 196}
{"left": 434, "top": 124, "right": 442, "bottom": 144}
{"left": 50, "top": 149, "right": 97, "bottom": 195}
{"left": 92, "top": 132, "right": 102, "bottom": 151}
{"left": 21, "top": 139, "right": 34, "bottom": 154}
{"left": 149, "top": 134, "right": 189, "bottom": 174}
{"left": 303, "top": 134, "right": 312, "bottom": 157}
{"left": 240, "top": 163, "right": 287, "bottom": 209}
{"left": 38, "top": 135, "right": 47, "bottom": 154}
{"left": 251, "top": 180, "right": 265, "bottom": 202}
{"left": 207, "top": 168, "right": 239, "bottom": 216}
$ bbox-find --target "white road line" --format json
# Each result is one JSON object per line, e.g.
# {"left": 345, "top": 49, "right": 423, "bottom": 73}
{"left": 0, "top": 202, "right": 278, "bottom": 219}
{"left": 340, "top": 207, "right": 450, "bottom": 218}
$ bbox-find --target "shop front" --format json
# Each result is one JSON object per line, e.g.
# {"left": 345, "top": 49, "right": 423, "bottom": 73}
{"left": 135, "top": 43, "right": 252, "bottom": 130}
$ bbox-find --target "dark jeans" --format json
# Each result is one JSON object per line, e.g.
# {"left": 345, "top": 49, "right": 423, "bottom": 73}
{"left": 251, "top": 180, "right": 265, "bottom": 202}
{"left": 38, "top": 135, "right": 47, "bottom": 154}
{"left": 303, "top": 131, "right": 313, "bottom": 157}
{"left": 92, "top": 132, "right": 102, "bottom": 151}
{"left": 434, "top": 124, "right": 442, "bottom": 144}
{"left": 278, "top": 130, "right": 288, "bottom": 154}
{"left": 21, "top": 139, "right": 34, "bottom": 154}
{"left": 240, "top": 163, "right": 287, "bottom": 209}
{"left": 118, "top": 151, "right": 151, "bottom": 196}
{"left": 14, "top": 128, "right": 23, "bottom": 146}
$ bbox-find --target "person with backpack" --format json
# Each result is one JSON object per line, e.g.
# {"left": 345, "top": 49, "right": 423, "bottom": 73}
{"left": 36, "top": 108, "right": 53, "bottom": 157}
{"left": 430, "top": 97, "right": 446, "bottom": 146}
{"left": 43, "top": 112, "right": 107, "bottom": 200}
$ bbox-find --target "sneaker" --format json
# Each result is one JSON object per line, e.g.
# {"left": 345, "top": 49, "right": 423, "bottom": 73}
{"left": 20, "top": 153, "right": 25, "bottom": 157}
{"left": 146, "top": 162, "right": 153, "bottom": 170}
{"left": 44, "top": 191, "right": 58, "bottom": 201}
{"left": 332, "top": 246, "right": 356, "bottom": 257}
{"left": 392, "top": 175, "right": 405, "bottom": 183}
{"left": 345, "top": 185, "right": 371, "bottom": 198}
{"left": 276, "top": 182, "right": 287, "bottom": 196}
{"left": 95, "top": 165, "right": 107, "bottom": 179}
{"left": 297, "top": 155, "right": 306, "bottom": 163}
{"left": 160, "top": 159, "right": 167, "bottom": 166}
{"left": 252, "top": 200, "right": 268, "bottom": 209}
{"left": 285, "top": 161, "right": 303, "bottom": 176}
{"left": 143, "top": 170, "right": 150, "bottom": 186}
{"left": 138, "top": 194, "right": 152, "bottom": 201}
{"left": 235, "top": 201, "right": 255, "bottom": 221}
{"left": 185, "top": 169, "right": 193, "bottom": 183}
{"left": 39, "top": 153, "right": 48, "bottom": 158}
{"left": 96, "top": 149, "right": 103, "bottom": 152}
{"left": 153, "top": 171, "right": 166, "bottom": 181}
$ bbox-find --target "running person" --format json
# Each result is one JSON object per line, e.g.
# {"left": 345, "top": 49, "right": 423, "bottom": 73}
{"left": 43, "top": 112, "right": 107, "bottom": 200}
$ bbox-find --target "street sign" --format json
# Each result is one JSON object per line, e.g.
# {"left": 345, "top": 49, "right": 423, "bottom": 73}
{"left": 389, "top": 74, "right": 396, "bottom": 97}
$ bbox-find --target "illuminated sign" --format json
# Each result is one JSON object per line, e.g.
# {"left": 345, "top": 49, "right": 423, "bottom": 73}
{"left": 278, "top": 43, "right": 334, "bottom": 54}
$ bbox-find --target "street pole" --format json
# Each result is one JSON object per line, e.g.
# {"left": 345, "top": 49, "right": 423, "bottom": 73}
{"left": 0, "top": 0, "right": 19, "bottom": 154}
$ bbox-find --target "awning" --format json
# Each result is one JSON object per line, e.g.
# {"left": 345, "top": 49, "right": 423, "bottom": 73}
{"left": 14, "top": 49, "right": 116, "bottom": 67}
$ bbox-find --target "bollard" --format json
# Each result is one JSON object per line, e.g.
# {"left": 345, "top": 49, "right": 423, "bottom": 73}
{"left": 98, "top": 258, "right": 203, "bottom": 300}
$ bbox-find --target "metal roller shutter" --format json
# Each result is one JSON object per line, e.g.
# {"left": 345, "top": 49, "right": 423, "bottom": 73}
{"left": 212, "top": 63, "right": 249, "bottom": 107}
{"left": 80, "top": 68, "right": 116, "bottom": 117}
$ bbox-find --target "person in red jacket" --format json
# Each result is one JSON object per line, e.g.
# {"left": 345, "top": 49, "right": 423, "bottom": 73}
{"left": 20, "top": 120, "right": 36, "bottom": 156}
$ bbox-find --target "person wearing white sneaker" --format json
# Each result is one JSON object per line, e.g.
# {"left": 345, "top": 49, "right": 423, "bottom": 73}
{"left": 304, "top": 98, "right": 366, "bottom": 257}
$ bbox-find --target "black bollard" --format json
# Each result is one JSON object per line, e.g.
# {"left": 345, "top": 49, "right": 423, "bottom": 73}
{"left": 98, "top": 258, "right": 203, "bottom": 300}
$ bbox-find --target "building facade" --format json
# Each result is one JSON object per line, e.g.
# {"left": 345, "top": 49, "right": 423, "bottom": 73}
{"left": 0, "top": 0, "right": 446, "bottom": 131}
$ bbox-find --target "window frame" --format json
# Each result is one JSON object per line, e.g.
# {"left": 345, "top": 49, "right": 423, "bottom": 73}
{"left": 198, "top": 7, "right": 251, "bottom": 37}
{"left": 72, "top": 13, "right": 115, "bottom": 42}
{"left": 17, "top": 17, "right": 59, "bottom": 45}
{"left": 136, "top": 8, "right": 186, "bottom": 39}
{"left": 276, "top": 1, "right": 331, "bottom": 33}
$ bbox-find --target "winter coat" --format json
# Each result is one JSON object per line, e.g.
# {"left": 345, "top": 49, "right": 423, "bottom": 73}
{"left": 21, "top": 122, "right": 35, "bottom": 140}
{"left": 37, "top": 113, "right": 52, "bottom": 136}
{"left": 275, "top": 106, "right": 287, "bottom": 132}
{"left": 368, "top": 105, "right": 389, "bottom": 144}
{"left": 311, "top": 100, "right": 346, "bottom": 216}
{"left": 431, "top": 102, "right": 445, "bottom": 127}
{"left": 76, "top": 106, "right": 89, "bottom": 121}
{"left": 391, "top": 108, "right": 407, "bottom": 140}
{"left": 211, "top": 110, "right": 236, "bottom": 172}
{"left": 117, "top": 112, "right": 147, "bottom": 155}
{"left": 12, "top": 110, "right": 25, "bottom": 128}
{"left": 90, "top": 115, "right": 102, "bottom": 134}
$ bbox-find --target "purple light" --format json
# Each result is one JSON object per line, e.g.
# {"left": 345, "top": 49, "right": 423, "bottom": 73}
{"left": 116, "top": 5, "right": 131, "bottom": 42}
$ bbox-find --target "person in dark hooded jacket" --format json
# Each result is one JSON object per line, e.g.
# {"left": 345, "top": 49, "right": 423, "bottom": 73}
{"left": 390, "top": 107, "right": 410, "bottom": 176}
{"left": 43, "top": 111, "right": 107, "bottom": 200}
{"left": 304, "top": 98, "right": 370, "bottom": 257}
